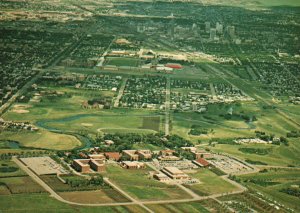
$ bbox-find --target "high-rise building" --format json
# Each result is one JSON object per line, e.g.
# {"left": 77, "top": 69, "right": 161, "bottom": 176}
{"left": 210, "top": 28, "right": 216, "bottom": 40}
{"left": 227, "top": 26, "right": 235, "bottom": 38}
{"left": 205, "top": 21, "right": 210, "bottom": 33}
{"left": 216, "top": 22, "right": 223, "bottom": 34}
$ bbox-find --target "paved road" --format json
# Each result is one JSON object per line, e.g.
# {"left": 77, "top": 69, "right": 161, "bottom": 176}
{"left": 113, "top": 78, "right": 127, "bottom": 108}
{"left": 205, "top": 63, "right": 300, "bottom": 129}
{"left": 256, "top": 165, "right": 300, "bottom": 170}
{"left": 0, "top": 33, "right": 84, "bottom": 117}
{"left": 104, "top": 178, "right": 154, "bottom": 213}
{"left": 14, "top": 156, "right": 248, "bottom": 208}
{"left": 209, "top": 83, "right": 216, "bottom": 99}
{"left": 0, "top": 70, "right": 44, "bottom": 116}
{"left": 165, "top": 77, "right": 171, "bottom": 136}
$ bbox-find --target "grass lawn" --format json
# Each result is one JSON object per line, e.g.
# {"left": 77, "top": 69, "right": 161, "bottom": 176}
{"left": 104, "top": 164, "right": 191, "bottom": 201}
{"left": 185, "top": 169, "right": 238, "bottom": 196}
{"left": 43, "top": 115, "right": 159, "bottom": 134}
{"left": 0, "top": 194, "right": 147, "bottom": 213}
{"left": 0, "top": 130, "right": 81, "bottom": 150}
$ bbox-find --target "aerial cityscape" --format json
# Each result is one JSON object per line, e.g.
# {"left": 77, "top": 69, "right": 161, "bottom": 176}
{"left": 0, "top": 0, "right": 299, "bottom": 212}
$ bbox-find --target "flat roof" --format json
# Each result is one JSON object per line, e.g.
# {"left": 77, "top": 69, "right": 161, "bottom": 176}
{"left": 164, "top": 167, "right": 183, "bottom": 175}
{"left": 74, "top": 159, "right": 90, "bottom": 166}
{"left": 122, "top": 161, "right": 144, "bottom": 166}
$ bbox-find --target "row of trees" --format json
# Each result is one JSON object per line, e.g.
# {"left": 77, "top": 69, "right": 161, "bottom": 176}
{"left": 64, "top": 175, "right": 105, "bottom": 188}
{"left": 94, "top": 132, "right": 193, "bottom": 152}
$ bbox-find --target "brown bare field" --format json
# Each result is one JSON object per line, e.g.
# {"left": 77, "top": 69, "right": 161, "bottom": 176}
{"left": 58, "top": 189, "right": 129, "bottom": 204}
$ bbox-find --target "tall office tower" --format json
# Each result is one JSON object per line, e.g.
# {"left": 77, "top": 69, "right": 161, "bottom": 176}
{"left": 205, "top": 21, "right": 210, "bottom": 33}
{"left": 216, "top": 22, "right": 223, "bottom": 34}
{"left": 227, "top": 26, "right": 235, "bottom": 38}
{"left": 210, "top": 28, "right": 216, "bottom": 40}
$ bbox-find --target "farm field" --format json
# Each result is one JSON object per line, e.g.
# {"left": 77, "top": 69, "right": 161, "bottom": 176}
{"left": 184, "top": 169, "right": 238, "bottom": 196}
{"left": 0, "top": 176, "right": 46, "bottom": 194}
{"left": 104, "top": 164, "right": 192, "bottom": 200}
{"left": 146, "top": 201, "right": 210, "bottom": 213}
{"left": 0, "top": 194, "right": 147, "bottom": 213}
{"left": 235, "top": 169, "right": 300, "bottom": 211}
{"left": 0, "top": 160, "right": 26, "bottom": 177}
{"left": 59, "top": 189, "right": 129, "bottom": 204}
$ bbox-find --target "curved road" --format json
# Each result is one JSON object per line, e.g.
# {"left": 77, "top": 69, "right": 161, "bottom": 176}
{"left": 13, "top": 157, "right": 247, "bottom": 210}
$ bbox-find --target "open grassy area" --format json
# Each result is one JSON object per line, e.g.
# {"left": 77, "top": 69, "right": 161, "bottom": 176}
{"left": 104, "top": 164, "right": 191, "bottom": 201}
{"left": 0, "top": 194, "right": 147, "bottom": 213}
{"left": 184, "top": 169, "right": 238, "bottom": 196}
{"left": 42, "top": 114, "right": 160, "bottom": 134}
{"left": 0, "top": 130, "right": 81, "bottom": 150}
{"left": 171, "top": 99, "right": 299, "bottom": 144}
{"left": 3, "top": 87, "right": 162, "bottom": 134}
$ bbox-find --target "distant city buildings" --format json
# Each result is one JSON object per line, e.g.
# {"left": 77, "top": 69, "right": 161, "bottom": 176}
{"left": 205, "top": 21, "right": 210, "bottom": 33}
{"left": 210, "top": 28, "right": 217, "bottom": 41}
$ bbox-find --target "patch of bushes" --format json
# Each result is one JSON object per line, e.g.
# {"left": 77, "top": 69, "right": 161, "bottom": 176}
{"left": 245, "top": 159, "right": 267, "bottom": 165}
{"left": 238, "top": 148, "right": 272, "bottom": 155}
{"left": 280, "top": 187, "right": 300, "bottom": 198}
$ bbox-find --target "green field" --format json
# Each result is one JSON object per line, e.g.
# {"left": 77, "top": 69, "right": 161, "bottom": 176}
{"left": 185, "top": 169, "right": 238, "bottom": 196}
{"left": 0, "top": 160, "right": 26, "bottom": 178}
{"left": 0, "top": 130, "right": 81, "bottom": 150}
{"left": 104, "top": 164, "right": 192, "bottom": 200}
{"left": 0, "top": 194, "right": 147, "bottom": 213}
{"left": 2, "top": 85, "right": 163, "bottom": 150}
{"left": 0, "top": 176, "right": 45, "bottom": 194}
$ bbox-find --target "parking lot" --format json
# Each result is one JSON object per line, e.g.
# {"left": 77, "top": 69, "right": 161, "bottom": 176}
{"left": 20, "top": 157, "right": 68, "bottom": 175}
